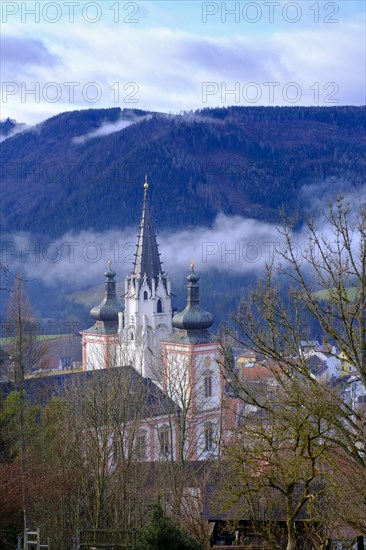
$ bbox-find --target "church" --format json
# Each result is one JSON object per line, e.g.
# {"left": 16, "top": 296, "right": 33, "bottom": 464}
{"left": 80, "top": 179, "right": 238, "bottom": 461}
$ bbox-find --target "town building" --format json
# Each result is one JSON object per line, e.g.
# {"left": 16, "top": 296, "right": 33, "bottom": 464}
{"left": 80, "top": 179, "right": 234, "bottom": 462}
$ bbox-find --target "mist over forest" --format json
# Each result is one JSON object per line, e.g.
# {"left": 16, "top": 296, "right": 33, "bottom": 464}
{"left": 1, "top": 105, "right": 364, "bottom": 332}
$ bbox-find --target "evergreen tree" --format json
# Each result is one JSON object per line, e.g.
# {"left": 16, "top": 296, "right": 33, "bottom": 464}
{"left": 134, "top": 501, "right": 202, "bottom": 550}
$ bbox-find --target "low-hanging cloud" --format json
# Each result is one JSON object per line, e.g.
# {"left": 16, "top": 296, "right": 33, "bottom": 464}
{"left": 72, "top": 114, "right": 152, "bottom": 144}
{"left": 0, "top": 122, "right": 29, "bottom": 143}
{"left": 1, "top": 210, "right": 363, "bottom": 304}
{"left": 0, "top": 214, "right": 311, "bottom": 294}
{"left": 1, "top": 185, "right": 362, "bottom": 293}
{"left": 299, "top": 179, "right": 365, "bottom": 219}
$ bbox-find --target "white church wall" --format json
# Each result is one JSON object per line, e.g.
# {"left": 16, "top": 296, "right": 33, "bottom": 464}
{"left": 164, "top": 350, "right": 191, "bottom": 407}
{"left": 83, "top": 334, "right": 120, "bottom": 371}
{"left": 196, "top": 417, "right": 221, "bottom": 460}
{"left": 85, "top": 340, "right": 105, "bottom": 370}
{"left": 194, "top": 349, "right": 222, "bottom": 411}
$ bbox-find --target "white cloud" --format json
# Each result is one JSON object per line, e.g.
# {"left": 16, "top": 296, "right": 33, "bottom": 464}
{"left": 72, "top": 113, "right": 152, "bottom": 144}
{"left": 0, "top": 122, "right": 29, "bottom": 143}
{"left": 0, "top": 214, "right": 315, "bottom": 292}
{"left": 2, "top": 184, "right": 362, "bottom": 292}
{"left": 1, "top": 9, "right": 364, "bottom": 124}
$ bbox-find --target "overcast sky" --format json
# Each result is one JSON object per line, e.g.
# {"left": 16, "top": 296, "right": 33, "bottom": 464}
{"left": 1, "top": 0, "right": 365, "bottom": 124}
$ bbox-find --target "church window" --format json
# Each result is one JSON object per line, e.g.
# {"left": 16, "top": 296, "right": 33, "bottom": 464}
{"left": 204, "top": 424, "right": 214, "bottom": 452}
{"left": 130, "top": 332, "right": 134, "bottom": 341}
{"left": 143, "top": 291, "right": 148, "bottom": 301}
{"left": 158, "top": 427, "right": 171, "bottom": 456}
{"left": 135, "top": 431, "right": 147, "bottom": 460}
{"left": 204, "top": 373, "right": 212, "bottom": 398}
{"left": 157, "top": 299, "right": 163, "bottom": 313}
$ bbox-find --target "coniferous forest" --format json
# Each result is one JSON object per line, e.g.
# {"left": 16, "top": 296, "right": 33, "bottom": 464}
{"left": 1, "top": 105, "right": 365, "bottom": 236}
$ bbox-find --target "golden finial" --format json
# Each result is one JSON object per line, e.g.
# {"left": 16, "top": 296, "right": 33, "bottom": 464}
{"left": 144, "top": 174, "right": 149, "bottom": 190}
{"left": 190, "top": 260, "right": 195, "bottom": 271}
{"left": 108, "top": 259, "right": 112, "bottom": 268}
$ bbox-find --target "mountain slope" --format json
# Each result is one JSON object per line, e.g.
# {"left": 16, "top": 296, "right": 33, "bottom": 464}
{"left": 1, "top": 105, "right": 365, "bottom": 237}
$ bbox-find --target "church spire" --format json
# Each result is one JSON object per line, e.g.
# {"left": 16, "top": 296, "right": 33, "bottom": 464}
{"left": 133, "top": 177, "right": 163, "bottom": 288}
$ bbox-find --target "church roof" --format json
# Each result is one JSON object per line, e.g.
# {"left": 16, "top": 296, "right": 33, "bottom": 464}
{"left": 83, "top": 322, "right": 119, "bottom": 335}
{"left": 165, "top": 328, "right": 215, "bottom": 345}
{"left": 133, "top": 179, "right": 163, "bottom": 286}
{"left": 0, "top": 367, "right": 179, "bottom": 418}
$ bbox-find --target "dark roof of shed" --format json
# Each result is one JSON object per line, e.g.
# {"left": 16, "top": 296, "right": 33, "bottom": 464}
{"left": 202, "top": 463, "right": 321, "bottom": 522}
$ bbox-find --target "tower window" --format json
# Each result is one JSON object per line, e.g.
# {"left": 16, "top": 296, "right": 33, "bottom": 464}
{"left": 130, "top": 332, "right": 134, "bottom": 341}
{"left": 158, "top": 427, "right": 171, "bottom": 456}
{"left": 204, "top": 424, "right": 213, "bottom": 452}
{"left": 135, "top": 431, "right": 147, "bottom": 460}
{"left": 157, "top": 299, "right": 163, "bottom": 313}
{"left": 204, "top": 373, "right": 212, "bottom": 398}
{"left": 143, "top": 291, "right": 148, "bottom": 301}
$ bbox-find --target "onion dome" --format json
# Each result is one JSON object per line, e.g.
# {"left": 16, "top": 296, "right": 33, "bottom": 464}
{"left": 90, "top": 260, "right": 120, "bottom": 324}
{"left": 172, "top": 264, "right": 213, "bottom": 335}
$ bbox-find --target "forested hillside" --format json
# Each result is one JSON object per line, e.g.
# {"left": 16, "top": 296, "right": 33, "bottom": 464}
{"left": 1, "top": 105, "right": 365, "bottom": 237}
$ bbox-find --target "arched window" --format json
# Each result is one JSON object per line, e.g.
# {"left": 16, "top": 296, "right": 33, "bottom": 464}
{"left": 158, "top": 426, "right": 171, "bottom": 456}
{"left": 143, "top": 290, "right": 148, "bottom": 301}
{"left": 157, "top": 299, "right": 163, "bottom": 313}
{"left": 135, "top": 430, "right": 147, "bottom": 460}
{"left": 204, "top": 423, "right": 214, "bottom": 452}
{"left": 203, "top": 370, "right": 213, "bottom": 398}
{"left": 130, "top": 332, "right": 134, "bottom": 341}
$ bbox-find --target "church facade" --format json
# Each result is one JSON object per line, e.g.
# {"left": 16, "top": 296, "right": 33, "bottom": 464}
{"left": 80, "top": 180, "right": 238, "bottom": 461}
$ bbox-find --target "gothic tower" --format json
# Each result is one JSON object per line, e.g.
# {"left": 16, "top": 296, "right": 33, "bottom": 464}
{"left": 120, "top": 179, "right": 173, "bottom": 380}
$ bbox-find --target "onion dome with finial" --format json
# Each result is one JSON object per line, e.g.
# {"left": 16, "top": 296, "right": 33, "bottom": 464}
{"left": 86, "top": 260, "right": 121, "bottom": 333}
{"left": 170, "top": 263, "right": 214, "bottom": 344}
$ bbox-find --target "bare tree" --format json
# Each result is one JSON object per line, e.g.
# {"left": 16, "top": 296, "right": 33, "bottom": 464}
{"left": 280, "top": 197, "right": 366, "bottom": 386}
{"left": 220, "top": 367, "right": 337, "bottom": 549}
{"left": 1, "top": 276, "right": 48, "bottom": 532}
{"left": 0, "top": 330, "right": 156, "bottom": 549}
{"left": 221, "top": 198, "right": 366, "bottom": 543}
{"left": 148, "top": 349, "right": 222, "bottom": 550}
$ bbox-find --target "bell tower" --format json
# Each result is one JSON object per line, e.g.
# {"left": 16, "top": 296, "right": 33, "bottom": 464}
{"left": 160, "top": 264, "right": 223, "bottom": 460}
{"left": 120, "top": 178, "right": 173, "bottom": 380}
{"left": 81, "top": 260, "right": 121, "bottom": 371}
